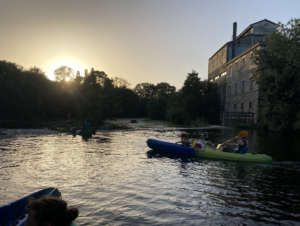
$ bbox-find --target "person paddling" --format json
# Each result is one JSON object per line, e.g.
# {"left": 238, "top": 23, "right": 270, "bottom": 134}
{"left": 219, "top": 130, "right": 248, "bottom": 154}
{"left": 234, "top": 130, "right": 248, "bottom": 154}
{"left": 84, "top": 118, "right": 91, "bottom": 130}
{"left": 81, "top": 118, "right": 91, "bottom": 131}
{"left": 175, "top": 132, "right": 191, "bottom": 147}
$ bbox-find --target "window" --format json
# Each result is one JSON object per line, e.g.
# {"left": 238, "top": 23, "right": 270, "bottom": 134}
{"left": 234, "top": 83, "right": 237, "bottom": 94}
{"left": 235, "top": 63, "right": 238, "bottom": 74}
{"left": 229, "top": 66, "right": 232, "bottom": 76}
{"left": 242, "top": 58, "right": 245, "bottom": 70}
{"left": 250, "top": 53, "right": 254, "bottom": 66}
{"left": 228, "top": 85, "right": 231, "bottom": 96}
{"left": 241, "top": 81, "right": 245, "bottom": 92}
{"left": 241, "top": 103, "right": 244, "bottom": 111}
{"left": 249, "top": 102, "right": 252, "bottom": 110}
{"left": 234, "top": 104, "right": 236, "bottom": 109}
{"left": 250, "top": 79, "right": 253, "bottom": 90}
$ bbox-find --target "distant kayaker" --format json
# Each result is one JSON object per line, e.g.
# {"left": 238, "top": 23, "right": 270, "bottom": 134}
{"left": 175, "top": 132, "right": 191, "bottom": 147}
{"left": 81, "top": 118, "right": 91, "bottom": 131}
{"left": 84, "top": 118, "right": 91, "bottom": 130}
{"left": 234, "top": 130, "right": 248, "bottom": 154}
{"left": 25, "top": 196, "right": 79, "bottom": 226}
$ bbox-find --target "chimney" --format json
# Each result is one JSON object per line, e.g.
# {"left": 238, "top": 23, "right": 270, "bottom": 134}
{"left": 232, "top": 22, "right": 237, "bottom": 59}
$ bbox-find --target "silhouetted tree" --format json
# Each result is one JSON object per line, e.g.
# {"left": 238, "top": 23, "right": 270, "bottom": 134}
{"left": 54, "top": 66, "right": 74, "bottom": 82}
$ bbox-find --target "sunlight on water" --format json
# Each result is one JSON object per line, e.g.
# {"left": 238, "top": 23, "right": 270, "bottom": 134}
{"left": 0, "top": 129, "right": 300, "bottom": 225}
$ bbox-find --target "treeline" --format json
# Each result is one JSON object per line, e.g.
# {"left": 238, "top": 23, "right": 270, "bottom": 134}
{"left": 0, "top": 61, "right": 220, "bottom": 126}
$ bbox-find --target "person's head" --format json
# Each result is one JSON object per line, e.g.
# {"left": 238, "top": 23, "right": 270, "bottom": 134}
{"left": 180, "top": 132, "right": 188, "bottom": 138}
{"left": 25, "top": 196, "right": 79, "bottom": 226}
{"left": 238, "top": 130, "right": 248, "bottom": 139}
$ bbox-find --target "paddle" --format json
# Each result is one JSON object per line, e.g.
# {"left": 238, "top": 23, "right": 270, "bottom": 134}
{"left": 216, "top": 136, "right": 238, "bottom": 149}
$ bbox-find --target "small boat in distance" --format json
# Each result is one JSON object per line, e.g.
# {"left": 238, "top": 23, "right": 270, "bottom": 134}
{"left": 147, "top": 139, "right": 273, "bottom": 163}
{"left": 76, "top": 128, "right": 94, "bottom": 137}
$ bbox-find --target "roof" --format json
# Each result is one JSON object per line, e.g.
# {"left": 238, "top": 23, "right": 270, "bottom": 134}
{"left": 208, "top": 42, "right": 231, "bottom": 60}
{"left": 209, "top": 19, "right": 276, "bottom": 60}
{"left": 236, "top": 19, "right": 276, "bottom": 39}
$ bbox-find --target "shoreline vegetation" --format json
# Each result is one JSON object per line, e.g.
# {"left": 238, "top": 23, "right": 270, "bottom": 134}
{"left": 0, "top": 118, "right": 227, "bottom": 142}
{"left": 0, "top": 62, "right": 220, "bottom": 131}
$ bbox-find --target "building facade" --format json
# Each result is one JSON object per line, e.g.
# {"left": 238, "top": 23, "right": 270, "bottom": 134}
{"left": 208, "top": 19, "right": 277, "bottom": 124}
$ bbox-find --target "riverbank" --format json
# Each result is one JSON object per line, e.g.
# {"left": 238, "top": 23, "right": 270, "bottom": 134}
{"left": 0, "top": 118, "right": 227, "bottom": 142}
{"left": 104, "top": 118, "right": 227, "bottom": 130}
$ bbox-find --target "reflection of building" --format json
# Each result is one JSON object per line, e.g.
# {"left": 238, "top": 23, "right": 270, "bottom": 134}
{"left": 208, "top": 19, "right": 276, "bottom": 124}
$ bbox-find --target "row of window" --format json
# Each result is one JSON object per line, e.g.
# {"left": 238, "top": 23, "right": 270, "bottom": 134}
{"left": 229, "top": 102, "right": 253, "bottom": 111}
{"left": 228, "top": 79, "right": 254, "bottom": 95}
{"left": 228, "top": 53, "right": 254, "bottom": 76}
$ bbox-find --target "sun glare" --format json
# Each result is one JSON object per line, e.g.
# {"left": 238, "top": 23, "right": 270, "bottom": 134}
{"left": 44, "top": 56, "right": 87, "bottom": 81}
{"left": 65, "top": 77, "right": 70, "bottom": 82}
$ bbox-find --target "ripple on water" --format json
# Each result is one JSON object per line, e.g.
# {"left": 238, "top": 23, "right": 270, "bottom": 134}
{"left": 0, "top": 129, "right": 300, "bottom": 225}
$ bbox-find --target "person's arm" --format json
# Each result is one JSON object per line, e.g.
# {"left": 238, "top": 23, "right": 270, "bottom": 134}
{"left": 238, "top": 140, "right": 246, "bottom": 147}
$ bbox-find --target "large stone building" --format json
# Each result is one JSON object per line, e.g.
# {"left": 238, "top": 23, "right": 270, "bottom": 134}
{"left": 208, "top": 19, "right": 277, "bottom": 124}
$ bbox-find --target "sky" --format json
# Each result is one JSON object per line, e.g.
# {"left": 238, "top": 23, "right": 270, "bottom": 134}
{"left": 1, "top": 0, "right": 299, "bottom": 89}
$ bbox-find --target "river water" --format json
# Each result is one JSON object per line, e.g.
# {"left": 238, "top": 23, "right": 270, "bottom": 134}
{"left": 0, "top": 128, "right": 300, "bottom": 225}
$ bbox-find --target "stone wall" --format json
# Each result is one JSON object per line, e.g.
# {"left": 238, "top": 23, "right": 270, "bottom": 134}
{"left": 224, "top": 44, "right": 262, "bottom": 123}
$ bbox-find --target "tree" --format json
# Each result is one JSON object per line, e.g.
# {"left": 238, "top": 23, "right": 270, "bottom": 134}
{"left": 74, "top": 71, "right": 83, "bottom": 85}
{"left": 181, "top": 70, "right": 203, "bottom": 96}
{"left": 82, "top": 68, "right": 108, "bottom": 89}
{"left": 134, "top": 83, "right": 157, "bottom": 100}
{"left": 54, "top": 66, "right": 74, "bottom": 82}
{"left": 112, "top": 77, "right": 131, "bottom": 88}
{"left": 134, "top": 83, "right": 157, "bottom": 116}
{"left": 155, "top": 82, "right": 176, "bottom": 95}
{"left": 166, "top": 70, "right": 220, "bottom": 125}
{"left": 147, "top": 93, "right": 168, "bottom": 120}
{"left": 252, "top": 18, "right": 300, "bottom": 131}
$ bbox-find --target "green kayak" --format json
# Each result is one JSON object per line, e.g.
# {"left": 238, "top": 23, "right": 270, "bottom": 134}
{"left": 147, "top": 139, "right": 273, "bottom": 163}
{"left": 77, "top": 128, "right": 94, "bottom": 137}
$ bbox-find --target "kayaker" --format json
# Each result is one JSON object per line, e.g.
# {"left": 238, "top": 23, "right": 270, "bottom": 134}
{"left": 175, "top": 132, "right": 191, "bottom": 147}
{"left": 220, "top": 130, "right": 248, "bottom": 154}
{"left": 84, "top": 118, "right": 91, "bottom": 130}
{"left": 25, "top": 196, "right": 79, "bottom": 226}
{"left": 234, "top": 130, "right": 248, "bottom": 154}
{"left": 69, "top": 124, "right": 74, "bottom": 132}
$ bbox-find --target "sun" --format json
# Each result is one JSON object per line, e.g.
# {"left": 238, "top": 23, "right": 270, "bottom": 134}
{"left": 44, "top": 56, "right": 87, "bottom": 81}
{"left": 65, "top": 77, "right": 70, "bottom": 82}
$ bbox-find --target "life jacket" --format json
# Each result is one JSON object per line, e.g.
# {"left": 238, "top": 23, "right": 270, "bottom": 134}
{"left": 235, "top": 139, "right": 248, "bottom": 154}
{"left": 85, "top": 122, "right": 91, "bottom": 130}
{"left": 182, "top": 137, "right": 191, "bottom": 147}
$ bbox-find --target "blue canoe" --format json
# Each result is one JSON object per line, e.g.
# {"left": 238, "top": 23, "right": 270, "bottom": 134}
{"left": 147, "top": 139, "right": 273, "bottom": 163}
{"left": 0, "top": 187, "right": 77, "bottom": 226}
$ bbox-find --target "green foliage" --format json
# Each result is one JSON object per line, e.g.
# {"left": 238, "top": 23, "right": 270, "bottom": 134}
{"left": 147, "top": 95, "right": 168, "bottom": 120}
{"left": 115, "top": 87, "right": 140, "bottom": 117}
{"left": 0, "top": 60, "right": 220, "bottom": 128}
{"left": 166, "top": 70, "right": 220, "bottom": 126}
{"left": 252, "top": 18, "right": 300, "bottom": 132}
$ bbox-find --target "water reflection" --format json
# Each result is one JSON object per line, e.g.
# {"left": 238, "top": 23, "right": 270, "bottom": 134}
{"left": 0, "top": 128, "right": 300, "bottom": 225}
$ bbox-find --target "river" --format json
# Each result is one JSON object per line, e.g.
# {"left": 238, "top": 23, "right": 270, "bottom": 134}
{"left": 0, "top": 127, "right": 299, "bottom": 225}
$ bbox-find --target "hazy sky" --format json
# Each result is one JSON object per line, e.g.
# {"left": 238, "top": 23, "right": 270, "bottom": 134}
{"left": 1, "top": 0, "right": 299, "bottom": 89}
